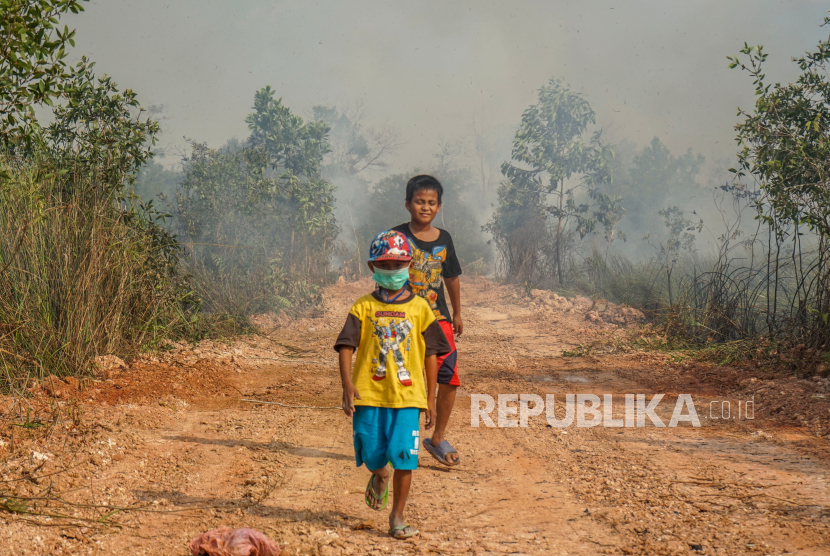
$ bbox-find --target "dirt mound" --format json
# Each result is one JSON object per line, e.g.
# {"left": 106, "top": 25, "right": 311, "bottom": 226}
{"left": 585, "top": 305, "right": 646, "bottom": 326}
{"left": 28, "top": 374, "right": 87, "bottom": 400}
{"left": 529, "top": 289, "right": 574, "bottom": 312}
{"left": 524, "top": 289, "right": 646, "bottom": 326}
{"left": 91, "top": 359, "right": 237, "bottom": 407}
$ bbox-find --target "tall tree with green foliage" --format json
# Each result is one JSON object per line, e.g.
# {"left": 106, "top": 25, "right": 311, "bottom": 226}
{"left": 39, "top": 57, "right": 159, "bottom": 184}
{"left": 488, "top": 78, "right": 620, "bottom": 286}
{"left": 729, "top": 24, "right": 830, "bottom": 238}
{"left": 729, "top": 19, "right": 830, "bottom": 344}
{"left": 246, "top": 87, "right": 336, "bottom": 275}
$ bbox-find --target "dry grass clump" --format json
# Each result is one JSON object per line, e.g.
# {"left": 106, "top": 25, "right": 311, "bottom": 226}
{"left": 0, "top": 160, "right": 188, "bottom": 393}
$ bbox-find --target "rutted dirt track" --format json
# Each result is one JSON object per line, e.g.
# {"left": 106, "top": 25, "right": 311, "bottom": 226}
{"left": 3, "top": 277, "right": 830, "bottom": 555}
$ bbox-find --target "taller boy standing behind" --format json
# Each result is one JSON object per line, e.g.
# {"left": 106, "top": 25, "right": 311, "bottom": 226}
{"left": 392, "top": 174, "right": 463, "bottom": 466}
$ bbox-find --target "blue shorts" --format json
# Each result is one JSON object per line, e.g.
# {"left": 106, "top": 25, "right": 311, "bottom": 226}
{"left": 353, "top": 406, "right": 420, "bottom": 471}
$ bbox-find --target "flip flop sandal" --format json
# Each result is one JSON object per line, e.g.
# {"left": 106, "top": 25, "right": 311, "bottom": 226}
{"left": 364, "top": 473, "right": 388, "bottom": 511}
{"left": 423, "top": 438, "right": 460, "bottom": 466}
{"left": 389, "top": 524, "right": 419, "bottom": 539}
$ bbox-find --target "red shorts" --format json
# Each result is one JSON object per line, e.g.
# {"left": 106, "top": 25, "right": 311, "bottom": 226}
{"left": 437, "top": 320, "right": 460, "bottom": 386}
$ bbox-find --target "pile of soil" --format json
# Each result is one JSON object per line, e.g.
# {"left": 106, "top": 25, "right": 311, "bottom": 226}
{"left": 522, "top": 289, "right": 647, "bottom": 326}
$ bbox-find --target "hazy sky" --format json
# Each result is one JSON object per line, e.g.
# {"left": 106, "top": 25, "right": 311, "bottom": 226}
{"left": 66, "top": 0, "right": 829, "bottom": 174}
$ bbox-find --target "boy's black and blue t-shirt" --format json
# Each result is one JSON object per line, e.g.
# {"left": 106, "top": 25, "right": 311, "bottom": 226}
{"left": 391, "top": 223, "right": 462, "bottom": 323}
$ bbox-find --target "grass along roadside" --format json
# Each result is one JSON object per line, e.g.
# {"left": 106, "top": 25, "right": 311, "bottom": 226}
{"left": 0, "top": 160, "right": 189, "bottom": 394}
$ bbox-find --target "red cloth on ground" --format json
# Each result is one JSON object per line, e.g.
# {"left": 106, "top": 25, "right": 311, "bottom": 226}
{"left": 189, "top": 528, "right": 281, "bottom": 556}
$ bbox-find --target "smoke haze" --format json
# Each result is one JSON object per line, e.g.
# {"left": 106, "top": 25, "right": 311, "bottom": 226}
{"left": 67, "top": 1, "right": 829, "bottom": 173}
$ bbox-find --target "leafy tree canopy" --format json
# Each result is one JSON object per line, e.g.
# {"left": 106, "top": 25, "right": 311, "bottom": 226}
{"left": 0, "top": 0, "right": 87, "bottom": 134}
{"left": 246, "top": 86, "right": 330, "bottom": 180}
{"left": 176, "top": 89, "right": 338, "bottom": 312}
{"left": 729, "top": 18, "right": 830, "bottom": 239}
{"left": 608, "top": 137, "right": 703, "bottom": 241}
{"left": 38, "top": 57, "right": 159, "bottom": 186}
{"left": 502, "top": 78, "right": 612, "bottom": 196}
{"left": 489, "top": 77, "right": 621, "bottom": 285}
{"left": 499, "top": 78, "right": 619, "bottom": 239}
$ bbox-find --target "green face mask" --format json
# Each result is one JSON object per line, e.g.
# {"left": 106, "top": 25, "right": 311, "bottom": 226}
{"left": 372, "top": 266, "right": 410, "bottom": 291}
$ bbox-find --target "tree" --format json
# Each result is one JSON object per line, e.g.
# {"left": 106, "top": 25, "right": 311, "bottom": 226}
{"left": 38, "top": 57, "right": 159, "bottom": 186}
{"left": 176, "top": 89, "right": 338, "bottom": 315}
{"left": 0, "top": 13, "right": 190, "bottom": 382}
{"left": 0, "top": 0, "right": 87, "bottom": 139}
{"left": 729, "top": 25, "right": 830, "bottom": 239}
{"left": 606, "top": 137, "right": 703, "bottom": 253}
{"left": 311, "top": 103, "right": 401, "bottom": 276}
{"left": 247, "top": 86, "right": 330, "bottom": 179}
{"left": 729, "top": 19, "right": 830, "bottom": 345}
{"left": 312, "top": 103, "right": 400, "bottom": 176}
{"left": 245, "top": 87, "right": 338, "bottom": 276}
{"left": 489, "top": 78, "right": 620, "bottom": 286}
{"left": 27, "top": 55, "right": 180, "bottom": 294}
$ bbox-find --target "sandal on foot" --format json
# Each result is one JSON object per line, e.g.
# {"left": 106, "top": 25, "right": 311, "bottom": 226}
{"left": 423, "top": 438, "right": 460, "bottom": 466}
{"left": 364, "top": 474, "right": 388, "bottom": 511}
{"left": 389, "top": 524, "right": 419, "bottom": 539}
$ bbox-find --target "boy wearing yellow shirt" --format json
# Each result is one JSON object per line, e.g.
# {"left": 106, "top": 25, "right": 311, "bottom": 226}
{"left": 335, "top": 230, "right": 450, "bottom": 540}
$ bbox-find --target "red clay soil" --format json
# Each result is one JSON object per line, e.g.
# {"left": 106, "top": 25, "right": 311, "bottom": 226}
{"left": 1, "top": 276, "right": 828, "bottom": 555}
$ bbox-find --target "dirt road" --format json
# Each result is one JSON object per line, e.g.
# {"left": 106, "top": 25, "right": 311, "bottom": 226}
{"left": 3, "top": 277, "right": 830, "bottom": 555}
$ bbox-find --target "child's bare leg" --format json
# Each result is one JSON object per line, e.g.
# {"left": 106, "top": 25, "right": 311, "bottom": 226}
{"left": 367, "top": 466, "right": 390, "bottom": 510}
{"left": 389, "top": 469, "right": 413, "bottom": 530}
{"left": 430, "top": 384, "right": 459, "bottom": 464}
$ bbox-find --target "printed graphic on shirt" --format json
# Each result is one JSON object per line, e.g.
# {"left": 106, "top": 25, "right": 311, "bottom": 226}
{"left": 368, "top": 316, "right": 414, "bottom": 386}
{"left": 339, "top": 292, "right": 438, "bottom": 409}
{"left": 408, "top": 243, "right": 448, "bottom": 319}
{"left": 375, "top": 311, "right": 405, "bottom": 318}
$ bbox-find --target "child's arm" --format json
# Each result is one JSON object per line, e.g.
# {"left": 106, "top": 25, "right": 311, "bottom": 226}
{"left": 445, "top": 276, "right": 463, "bottom": 336}
{"left": 424, "top": 354, "right": 438, "bottom": 428}
{"left": 338, "top": 347, "right": 361, "bottom": 416}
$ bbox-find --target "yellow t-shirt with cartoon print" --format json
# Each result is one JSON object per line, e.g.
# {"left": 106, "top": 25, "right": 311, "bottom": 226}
{"left": 334, "top": 291, "right": 451, "bottom": 409}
